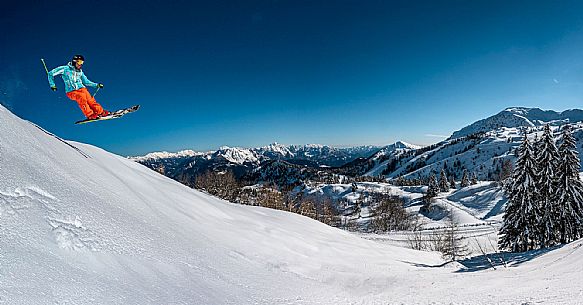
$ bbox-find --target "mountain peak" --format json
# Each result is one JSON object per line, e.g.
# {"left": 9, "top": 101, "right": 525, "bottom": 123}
{"left": 502, "top": 106, "right": 534, "bottom": 113}
{"left": 213, "top": 146, "right": 258, "bottom": 165}
{"left": 393, "top": 141, "right": 422, "bottom": 150}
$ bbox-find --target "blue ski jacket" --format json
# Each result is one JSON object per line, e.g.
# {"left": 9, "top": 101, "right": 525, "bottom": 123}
{"left": 47, "top": 62, "right": 98, "bottom": 93}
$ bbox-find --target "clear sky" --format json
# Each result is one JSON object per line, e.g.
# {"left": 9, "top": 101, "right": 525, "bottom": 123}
{"left": 2, "top": 1, "right": 583, "bottom": 156}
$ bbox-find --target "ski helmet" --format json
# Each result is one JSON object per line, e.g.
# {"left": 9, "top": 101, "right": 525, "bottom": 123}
{"left": 72, "top": 54, "right": 85, "bottom": 64}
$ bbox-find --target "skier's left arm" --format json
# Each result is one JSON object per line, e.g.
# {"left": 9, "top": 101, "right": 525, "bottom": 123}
{"left": 80, "top": 72, "right": 99, "bottom": 88}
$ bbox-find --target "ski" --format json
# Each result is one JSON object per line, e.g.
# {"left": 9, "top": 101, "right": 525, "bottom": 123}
{"left": 75, "top": 105, "right": 140, "bottom": 125}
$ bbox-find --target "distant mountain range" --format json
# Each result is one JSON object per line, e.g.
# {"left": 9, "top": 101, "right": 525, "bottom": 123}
{"left": 131, "top": 107, "right": 583, "bottom": 187}
{"left": 130, "top": 143, "right": 381, "bottom": 184}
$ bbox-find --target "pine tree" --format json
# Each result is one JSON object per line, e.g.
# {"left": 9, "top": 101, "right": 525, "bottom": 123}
{"left": 499, "top": 135, "right": 540, "bottom": 252}
{"left": 536, "top": 124, "right": 560, "bottom": 247}
{"left": 556, "top": 124, "right": 583, "bottom": 243}
{"left": 439, "top": 169, "right": 449, "bottom": 192}
{"left": 424, "top": 174, "right": 439, "bottom": 205}
{"left": 449, "top": 176, "right": 456, "bottom": 189}
{"left": 461, "top": 169, "right": 470, "bottom": 187}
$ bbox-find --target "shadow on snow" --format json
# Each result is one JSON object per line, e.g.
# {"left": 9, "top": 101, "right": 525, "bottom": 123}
{"left": 456, "top": 245, "right": 562, "bottom": 272}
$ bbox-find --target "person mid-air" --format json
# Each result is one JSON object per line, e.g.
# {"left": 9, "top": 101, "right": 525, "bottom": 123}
{"left": 47, "top": 54, "right": 110, "bottom": 120}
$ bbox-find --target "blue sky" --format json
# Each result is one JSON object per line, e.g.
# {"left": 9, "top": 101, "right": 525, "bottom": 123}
{"left": 2, "top": 1, "right": 583, "bottom": 156}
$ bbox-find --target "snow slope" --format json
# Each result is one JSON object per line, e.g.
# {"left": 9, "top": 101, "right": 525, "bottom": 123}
{"left": 1, "top": 104, "right": 583, "bottom": 304}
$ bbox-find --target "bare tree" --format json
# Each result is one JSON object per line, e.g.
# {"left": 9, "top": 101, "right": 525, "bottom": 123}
{"left": 370, "top": 194, "right": 414, "bottom": 232}
{"left": 440, "top": 211, "right": 470, "bottom": 262}
{"left": 195, "top": 170, "right": 240, "bottom": 201}
{"left": 256, "top": 184, "right": 286, "bottom": 210}
{"left": 499, "top": 159, "right": 513, "bottom": 182}
{"left": 321, "top": 197, "right": 341, "bottom": 226}
{"left": 298, "top": 197, "right": 318, "bottom": 220}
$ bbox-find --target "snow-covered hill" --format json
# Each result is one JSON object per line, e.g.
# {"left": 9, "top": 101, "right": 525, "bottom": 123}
{"left": 451, "top": 107, "right": 583, "bottom": 139}
{"left": 2, "top": 103, "right": 583, "bottom": 304}
{"left": 364, "top": 141, "right": 421, "bottom": 176}
{"left": 301, "top": 180, "right": 506, "bottom": 225}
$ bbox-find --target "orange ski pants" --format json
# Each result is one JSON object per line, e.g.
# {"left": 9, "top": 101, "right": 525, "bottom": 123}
{"left": 66, "top": 88, "right": 104, "bottom": 118}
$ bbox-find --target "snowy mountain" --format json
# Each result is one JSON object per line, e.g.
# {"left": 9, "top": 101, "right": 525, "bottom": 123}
{"left": 130, "top": 149, "right": 211, "bottom": 175}
{"left": 131, "top": 143, "right": 380, "bottom": 184}
{"left": 285, "top": 144, "right": 380, "bottom": 167}
{"left": 2, "top": 103, "right": 583, "bottom": 304}
{"left": 364, "top": 141, "right": 422, "bottom": 176}
{"left": 367, "top": 124, "right": 583, "bottom": 181}
{"left": 214, "top": 146, "right": 261, "bottom": 165}
{"left": 131, "top": 149, "right": 207, "bottom": 161}
{"left": 368, "top": 141, "right": 421, "bottom": 162}
{"left": 255, "top": 142, "right": 295, "bottom": 159}
{"left": 329, "top": 141, "right": 422, "bottom": 178}
{"left": 451, "top": 107, "right": 583, "bottom": 139}
{"left": 134, "top": 143, "right": 379, "bottom": 168}
{"left": 344, "top": 108, "right": 583, "bottom": 181}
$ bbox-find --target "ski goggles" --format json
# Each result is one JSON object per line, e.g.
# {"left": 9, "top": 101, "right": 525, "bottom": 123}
{"left": 74, "top": 60, "right": 84, "bottom": 65}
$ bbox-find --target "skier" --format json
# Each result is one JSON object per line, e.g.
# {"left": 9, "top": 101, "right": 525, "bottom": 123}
{"left": 47, "top": 55, "right": 110, "bottom": 120}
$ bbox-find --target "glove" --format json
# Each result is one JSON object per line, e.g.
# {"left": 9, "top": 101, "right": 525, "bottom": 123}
{"left": 51, "top": 86, "right": 57, "bottom": 91}
{"left": 97, "top": 83, "right": 104, "bottom": 88}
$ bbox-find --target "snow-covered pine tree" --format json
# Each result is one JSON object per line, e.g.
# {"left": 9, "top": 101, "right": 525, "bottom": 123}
{"left": 439, "top": 169, "right": 449, "bottom": 192}
{"left": 535, "top": 124, "right": 560, "bottom": 248}
{"left": 499, "top": 134, "right": 540, "bottom": 252}
{"left": 429, "top": 173, "right": 439, "bottom": 195}
{"left": 424, "top": 174, "right": 440, "bottom": 205}
{"left": 461, "top": 169, "right": 470, "bottom": 187}
{"left": 449, "top": 176, "right": 456, "bottom": 189}
{"left": 556, "top": 124, "right": 583, "bottom": 243}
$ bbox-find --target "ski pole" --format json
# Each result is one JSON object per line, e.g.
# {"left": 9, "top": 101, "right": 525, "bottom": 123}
{"left": 93, "top": 86, "right": 100, "bottom": 98}
{"left": 40, "top": 58, "right": 49, "bottom": 75}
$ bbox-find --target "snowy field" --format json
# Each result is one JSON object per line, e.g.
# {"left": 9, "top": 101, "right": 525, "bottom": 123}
{"left": 1, "top": 103, "right": 583, "bottom": 304}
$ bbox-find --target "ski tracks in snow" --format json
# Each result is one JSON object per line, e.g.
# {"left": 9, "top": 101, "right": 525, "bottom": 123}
{"left": 0, "top": 186, "right": 100, "bottom": 251}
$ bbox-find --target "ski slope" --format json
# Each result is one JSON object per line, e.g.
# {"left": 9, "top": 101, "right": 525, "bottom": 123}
{"left": 1, "top": 103, "right": 582, "bottom": 304}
